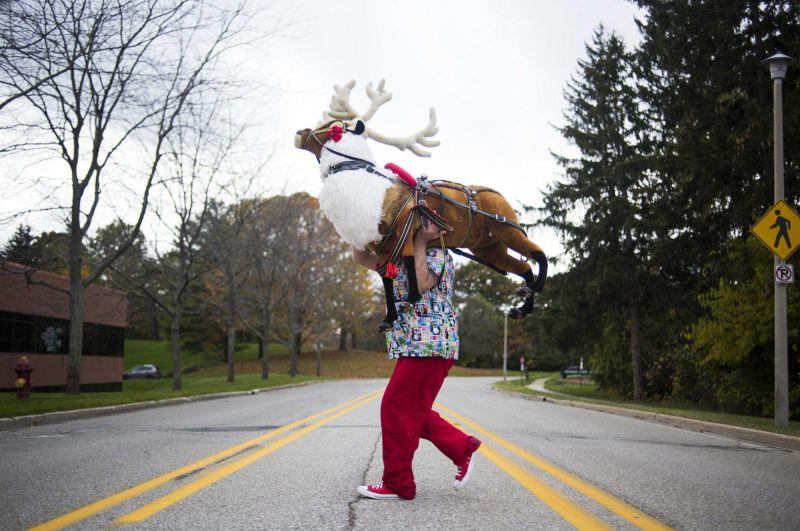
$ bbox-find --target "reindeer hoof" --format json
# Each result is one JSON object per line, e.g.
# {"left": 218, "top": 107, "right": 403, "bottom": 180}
{"left": 508, "top": 308, "right": 524, "bottom": 319}
{"left": 377, "top": 321, "right": 393, "bottom": 334}
{"left": 517, "top": 286, "right": 533, "bottom": 298}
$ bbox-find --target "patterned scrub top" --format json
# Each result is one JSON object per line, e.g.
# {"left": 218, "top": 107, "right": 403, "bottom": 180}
{"left": 386, "top": 247, "right": 459, "bottom": 360}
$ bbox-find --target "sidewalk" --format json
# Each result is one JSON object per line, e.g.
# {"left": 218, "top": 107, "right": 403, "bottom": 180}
{"left": 528, "top": 377, "right": 569, "bottom": 395}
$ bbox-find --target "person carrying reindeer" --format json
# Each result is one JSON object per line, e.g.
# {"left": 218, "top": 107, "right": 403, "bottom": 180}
{"left": 294, "top": 80, "right": 548, "bottom": 499}
{"left": 352, "top": 216, "right": 481, "bottom": 500}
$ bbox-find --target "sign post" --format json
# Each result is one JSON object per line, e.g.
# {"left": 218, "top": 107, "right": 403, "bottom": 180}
{"left": 761, "top": 51, "right": 795, "bottom": 426}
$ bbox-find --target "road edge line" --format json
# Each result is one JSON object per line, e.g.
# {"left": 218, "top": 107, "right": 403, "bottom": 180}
{"left": 4, "top": 380, "right": 328, "bottom": 431}
{"left": 494, "top": 385, "right": 800, "bottom": 452}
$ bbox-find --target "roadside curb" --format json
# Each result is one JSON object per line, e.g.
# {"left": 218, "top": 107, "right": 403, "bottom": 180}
{"left": 1, "top": 380, "right": 322, "bottom": 431}
{"left": 496, "top": 386, "right": 800, "bottom": 452}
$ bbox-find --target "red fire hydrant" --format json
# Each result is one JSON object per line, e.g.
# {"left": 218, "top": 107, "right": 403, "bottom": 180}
{"left": 15, "top": 356, "right": 33, "bottom": 399}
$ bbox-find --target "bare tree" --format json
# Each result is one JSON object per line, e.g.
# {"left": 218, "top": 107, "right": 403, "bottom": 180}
{"left": 273, "top": 196, "right": 339, "bottom": 377}
{"left": 0, "top": 0, "right": 247, "bottom": 393}
{"left": 111, "top": 99, "right": 244, "bottom": 390}
{"left": 203, "top": 196, "right": 255, "bottom": 383}
{"left": 239, "top": 193, "right": 301, "bottom": 380}
{"left": 330, "top": 252, "right": 375, "bottom": 351}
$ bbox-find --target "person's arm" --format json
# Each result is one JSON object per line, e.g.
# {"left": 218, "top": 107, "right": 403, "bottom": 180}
{"left": 351, "top": 246, "right": 378, "bottom": 270}
{"left": 413, "top": 218, "right": 445, "bottom": 293}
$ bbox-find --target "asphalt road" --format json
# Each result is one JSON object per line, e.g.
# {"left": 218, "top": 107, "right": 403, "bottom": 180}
{"left": 1, "top": 377, "right": 799, "bottom": 530}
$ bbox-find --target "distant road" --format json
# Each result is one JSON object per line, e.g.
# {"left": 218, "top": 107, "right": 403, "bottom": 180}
{"left": 2, "top": 378, "right": 798, "bottom": 530}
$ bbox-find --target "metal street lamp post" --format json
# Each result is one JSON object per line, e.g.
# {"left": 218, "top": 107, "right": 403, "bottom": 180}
{"left": 763, "top": 51, "right": 794, "bottom": 427}
{"left": 496, "top": 307, "right": 509, "bottom": 382}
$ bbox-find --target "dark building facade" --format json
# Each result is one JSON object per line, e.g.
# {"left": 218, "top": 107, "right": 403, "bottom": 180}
{"left": 0, "top": 262, "right": 127, "bottom": 391}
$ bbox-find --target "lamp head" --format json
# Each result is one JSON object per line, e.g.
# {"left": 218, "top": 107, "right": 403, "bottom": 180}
{"left": 763, "top": 52, "right": 795, "bottom": 80}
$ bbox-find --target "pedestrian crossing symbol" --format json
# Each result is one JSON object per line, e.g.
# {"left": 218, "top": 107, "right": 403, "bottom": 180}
{"left": 751, "top": 199, "right": 800, "bottom": 261}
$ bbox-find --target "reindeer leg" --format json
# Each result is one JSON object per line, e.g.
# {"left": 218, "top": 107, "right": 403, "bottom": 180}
{"left": 472, "top": 241, "right": 543, "bottom": 319}
{"left": 493, "top": 224, "right": 548, "bottom": 317}
{"left": 509, "top": 269, "right": 536, "bottom": 319}
{"left": 404, "top": 255, "right": 421, "bottom": 304}
{"left": 378, "top": 276, "right": 398, "bottom": 333}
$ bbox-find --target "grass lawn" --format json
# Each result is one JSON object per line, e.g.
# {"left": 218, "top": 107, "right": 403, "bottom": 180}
{"left": 494, "top": 376, "right": 800, "bottom": 437}
{"left": 0, "top": 373, "right": 316, "bottom": 418}
{"left": 195, "top": 347, "right": 521, "bottom": 380}
{"left": 1, "top": 340, "right": 518, "bottom": 418}
{"left": 124, "top": 339, "right": 288, "bottom": 374}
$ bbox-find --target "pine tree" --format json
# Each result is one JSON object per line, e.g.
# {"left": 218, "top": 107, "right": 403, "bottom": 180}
{"left": 1, "top": 224, "right": 40, "bottom": 265}
{"left": 541, "top": 27, "right": 656, "bottom": 399}
{"left": 634, "top": 0, "right": 800, "bottom": 285}
{"left": 633, "top": 0, "right": 800, "bottom": 410}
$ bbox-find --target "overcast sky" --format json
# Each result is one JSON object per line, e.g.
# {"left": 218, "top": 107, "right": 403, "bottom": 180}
{"left": 1, "top": 0, "right": 643, "bottom": 265}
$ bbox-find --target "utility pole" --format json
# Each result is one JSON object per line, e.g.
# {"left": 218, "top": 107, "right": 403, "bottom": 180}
{"left": 763, "top": 51, "right": 794, "bottom": 427}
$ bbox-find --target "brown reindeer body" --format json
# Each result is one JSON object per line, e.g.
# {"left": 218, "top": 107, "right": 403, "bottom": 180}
{"left": 377, "top": 181, "right": 542, "bottom": 278}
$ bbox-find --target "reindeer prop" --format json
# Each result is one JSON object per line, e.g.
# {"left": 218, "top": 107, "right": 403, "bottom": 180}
{"left": 295, "top": 80, "right": 547, "bottom": 331}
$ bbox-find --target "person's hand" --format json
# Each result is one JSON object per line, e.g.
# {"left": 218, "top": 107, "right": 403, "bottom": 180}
{"left": 414, "top": 217, "right": 445, "bottom": 246}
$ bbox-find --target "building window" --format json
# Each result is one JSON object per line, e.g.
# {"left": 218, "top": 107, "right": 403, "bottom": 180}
{"left": 0, "top": 311, "right": 123, "bottom": 356}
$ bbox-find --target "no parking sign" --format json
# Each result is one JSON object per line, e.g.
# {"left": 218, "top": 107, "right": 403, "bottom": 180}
{"left": 775, "top": 264, "right": 794, "bottom": 284}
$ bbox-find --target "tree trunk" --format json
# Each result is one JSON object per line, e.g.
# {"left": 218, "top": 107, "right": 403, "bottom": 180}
{"left": 226, "top": 324, "right": 235, "bottom": 383}
{"left": 66, "top": 214, "right": 84, "bottom": 395}
{"left": 170, "top": 311, "right": 182, "bottom": 391}
{"left": 260, "top": 313, "right": 271, "bottom": 380}
{"left": 152, "top": 299, "right": 160, "bottom": 341}
{"left": 257, "top": 337, "right": 263, "bottom": 360}
{"left": 224, "top": 258, "right": 237, "bottom": 384}
{"left": 350, "top": 332, "right": 357, "bottom": 350}
{"left": 315, "top": 342, "right": 321, "bottom": 377}
{"left": 289, "top": 330, "right": 301, "bottom": 377}
{"left": 66, "top": 282, "right": 84, "bottom": 394}
{"left": 629, "top": 295, "right": 642, "bottom": 401}
{"left": 339, "top": 327, "right": 347, "bottom": 351}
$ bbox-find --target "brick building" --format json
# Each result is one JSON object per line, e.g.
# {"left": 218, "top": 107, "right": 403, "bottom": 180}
{"left": 0, "top": 262, "right": 127, "bottom": 392}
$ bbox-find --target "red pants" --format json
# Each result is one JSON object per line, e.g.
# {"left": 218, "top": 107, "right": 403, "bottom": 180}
{"left": 380, "top": 357, "right": 471, "bottom": 499}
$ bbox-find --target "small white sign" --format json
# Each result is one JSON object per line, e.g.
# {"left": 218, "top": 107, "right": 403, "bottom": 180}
{"left": 775, "top": 264, "right": 795, "bottom": 284}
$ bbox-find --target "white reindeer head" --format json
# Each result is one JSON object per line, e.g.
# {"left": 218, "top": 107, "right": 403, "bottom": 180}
{"left": 295, "top": 80, "right": 440, "bottom": 159}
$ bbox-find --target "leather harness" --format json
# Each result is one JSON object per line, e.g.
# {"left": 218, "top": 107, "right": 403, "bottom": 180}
{"left": 304, "top": 124, "right": 527, "bottom": 276}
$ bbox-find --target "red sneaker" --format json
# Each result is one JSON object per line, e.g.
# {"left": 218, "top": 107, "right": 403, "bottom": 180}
{"left": 357, "top": 483, "right": 402, "bottom": 500}
{"left": 453, "top": 436, "right": 481, "bottom": 490}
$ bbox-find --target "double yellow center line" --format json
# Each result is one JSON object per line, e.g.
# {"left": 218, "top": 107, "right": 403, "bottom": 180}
{"left": 31, "top": 390, "right": 381, "bottom": 530}
{"left": 436, "top": 403, "right": 672, "bottom": 531}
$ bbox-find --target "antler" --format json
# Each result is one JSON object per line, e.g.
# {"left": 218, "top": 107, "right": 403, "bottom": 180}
{"left": 324, "top": 79, "right": 440, "bottom": 157}
{"left": 327, "top": 80, "right": 359, "bottom": 120}
{"left": 326, "top": 79, "right": 393, "bottom": 121}
{"left": 361, "top": 80, "right": 392, "bottom": 120}
{"left": 365, "top": 108, "right": 440, "bottom": 157}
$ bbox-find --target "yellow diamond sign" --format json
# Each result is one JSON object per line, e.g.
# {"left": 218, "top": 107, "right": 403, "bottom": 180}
{"left": 751, "top": 199, "right": 800, "bottom": 261}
